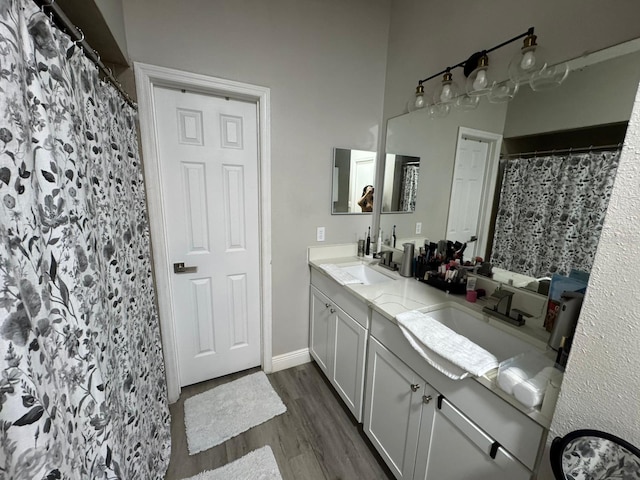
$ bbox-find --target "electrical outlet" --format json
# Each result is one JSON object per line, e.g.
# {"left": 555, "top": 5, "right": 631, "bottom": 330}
{"left": 415, "top": 222, "right": 422, "bottom": 234}
{"left": 316, "top": 226, "right": 325, "bottom": 242}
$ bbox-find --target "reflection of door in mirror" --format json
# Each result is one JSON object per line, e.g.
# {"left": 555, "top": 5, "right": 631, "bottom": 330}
{"left": 332, "top": 148, "right": 376, "bottom": 214}
{"left": 382, "top": 154, "right": 420, "bottom": 212}
{"left": 446, "top": 128, "right": 502, "bottom": 260}
{"left": 446, "top": 138, "right": 488, "bottom": 260}
{"left": 350, "top": 150, "right": 375, "bottom": 212}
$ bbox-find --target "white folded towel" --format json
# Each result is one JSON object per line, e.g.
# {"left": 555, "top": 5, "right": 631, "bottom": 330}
{"left": 318, "top": 264, "right": 363, "bottom": 285}
{"left": 396, "top": 310, "right": 499, "bottom": 380}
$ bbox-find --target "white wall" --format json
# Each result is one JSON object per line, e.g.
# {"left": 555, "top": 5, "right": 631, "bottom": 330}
{"left": 122, "top": 0, "right": 391, "bottom": 356}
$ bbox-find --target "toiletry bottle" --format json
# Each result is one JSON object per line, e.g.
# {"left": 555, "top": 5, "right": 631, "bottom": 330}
{"left": 392, "top": 225, "right": 396, "bottom": 248}
{"left": 365, "top": 227, "right": 371, "bottom": 256}
{"left": 376, "top": 229, "right": 383, "bottom": 255}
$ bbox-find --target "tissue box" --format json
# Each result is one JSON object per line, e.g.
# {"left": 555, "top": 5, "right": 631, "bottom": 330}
{"left": 497, "top": 351, "right": 559, "bottom": 410}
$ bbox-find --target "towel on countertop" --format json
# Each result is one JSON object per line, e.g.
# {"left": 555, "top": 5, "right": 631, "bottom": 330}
{"left": 396, "top": 310, "right": 499, "bottom": 380}
{"left": 319, "top": 264, "right": 363, "bottom": 285}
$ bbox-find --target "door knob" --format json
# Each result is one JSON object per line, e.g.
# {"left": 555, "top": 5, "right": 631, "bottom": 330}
{"left": 422, "top": 395, "right": 433, "bottom": 404}
{"left": 410, "top": 384, "right": 421, "bottom": 392}
{"left": 173, "top": 262, "right": 197, "bottom": 274}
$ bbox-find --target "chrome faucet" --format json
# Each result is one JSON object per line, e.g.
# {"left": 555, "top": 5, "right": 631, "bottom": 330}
{"left": 377, "top": 250, "right": 398, "bottom": 271}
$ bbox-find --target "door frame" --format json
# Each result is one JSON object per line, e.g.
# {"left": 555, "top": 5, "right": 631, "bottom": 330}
{"left": 448, "top": 127, "right": 503, "bottom": 261}
{"left": 134, "top": 62, "right": 272, "bottom": 403}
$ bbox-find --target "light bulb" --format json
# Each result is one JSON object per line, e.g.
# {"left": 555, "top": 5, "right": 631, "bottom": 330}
{"left": 433, "top": 71, "right": 459, "bottom": 105}
{"left": 466, "top": 54, "right": 491, "bottom": 97}
{"left": 407, "top": 84, "right": 427, "bottom": 112}
{"left": 472, "top": 70, "right": 488, "bottom": 90}
{"left": 520, "top": 49, "right": 536, "bottom": 71}
{"left": 440, "top": 84, "right": 452, "bottom": 103}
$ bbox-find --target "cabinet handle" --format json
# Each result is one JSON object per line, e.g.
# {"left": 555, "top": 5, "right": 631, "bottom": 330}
{"left": 422, "top": 395, "right": 433, "bottom": 404}
{"left": 410, "top": 384, "right": 421, "bottom": 392}
{"left": 325, "top": 303, "right": 331, "bottom": 308}
{"left": 330, "top": 308, "right": 336, "bottom": 313}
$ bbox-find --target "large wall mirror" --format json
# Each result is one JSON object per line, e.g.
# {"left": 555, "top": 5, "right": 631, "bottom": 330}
{"left": 378, "top": 38, "right": 640, "bottom": 284}
{"left": 331, "top": 148, "right": 376, "bottom": 214}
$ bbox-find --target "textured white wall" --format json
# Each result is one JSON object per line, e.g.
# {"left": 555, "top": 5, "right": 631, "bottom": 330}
{"left": 122, "top": 0, "right": 391, "bottom": 356}
{"left": 550, "top": 85, "right": 640, "bottom": 443}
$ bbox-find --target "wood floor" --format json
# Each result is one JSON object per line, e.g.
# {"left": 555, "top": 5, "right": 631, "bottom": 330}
{"left": 165, "top": 362, "right": 394, "bottom": 480}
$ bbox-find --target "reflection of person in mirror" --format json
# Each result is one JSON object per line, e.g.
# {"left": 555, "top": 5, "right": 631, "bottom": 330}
{"left": 358, "top": 185, "right": 374, "bottom": 212}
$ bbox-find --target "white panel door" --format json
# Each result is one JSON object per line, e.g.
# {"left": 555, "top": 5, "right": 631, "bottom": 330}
{"left": 154, "top": 86, "right": 261, "bottom": 387}
{"left": 446, "top": 137, "right": 489, "bottom": 259}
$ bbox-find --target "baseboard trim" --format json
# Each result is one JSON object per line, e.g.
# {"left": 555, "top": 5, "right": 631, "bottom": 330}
{"left": 271, "top": 348, "right": 311, "bottom": 372}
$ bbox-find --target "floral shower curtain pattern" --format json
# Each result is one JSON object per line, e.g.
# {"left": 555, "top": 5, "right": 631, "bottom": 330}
{"left": 399, "top": 164, "right": 418, "bottom": 212}
{"left": 491, "top": 150, "right": 621, "bottom": 278}
{"left": 0, "top": 1, "right": 170, "bottom": 479}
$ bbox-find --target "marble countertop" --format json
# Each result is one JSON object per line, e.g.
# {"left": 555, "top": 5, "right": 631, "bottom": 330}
{"left": 308, "top": 247, "right": 558, "bottom": 428}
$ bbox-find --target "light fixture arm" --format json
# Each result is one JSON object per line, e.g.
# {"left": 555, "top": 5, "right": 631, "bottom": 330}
{"left": 417, "top": 27, "right": 535, "bottom": 85}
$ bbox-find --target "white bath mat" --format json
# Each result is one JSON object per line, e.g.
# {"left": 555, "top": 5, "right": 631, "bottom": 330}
{"left": 181, "top": 446, "right": 283, "bottom": 480}
{"left": 184, "top": 371, "right": 286, "bottom": 455}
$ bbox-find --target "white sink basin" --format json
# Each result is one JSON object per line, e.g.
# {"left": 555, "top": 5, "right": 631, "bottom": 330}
{"left": 339, "top": 264, "right": 395, "bottom": 285}
{"left": 427, "top": 306, "right": 535, "bottom": 361}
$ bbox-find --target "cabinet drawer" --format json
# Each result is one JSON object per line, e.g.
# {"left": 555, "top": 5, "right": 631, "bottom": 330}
{"left": 310, "top": 267, "right": 368, "bottom": 328}
{"left": 417, "top": 397, "right": 531, "bottom": 480}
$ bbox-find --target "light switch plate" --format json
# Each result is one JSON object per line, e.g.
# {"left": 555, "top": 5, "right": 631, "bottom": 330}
{"left": 317, "top": 226, "right": 325, "bottom": 242}
{"left": 415, "top": 222, "right": 422, "bottom": 234}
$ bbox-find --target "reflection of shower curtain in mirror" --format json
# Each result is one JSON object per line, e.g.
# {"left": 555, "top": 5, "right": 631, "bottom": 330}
{"left": 399, "top": 165, "right": 419, "bottom": 212}
{"left": 0, "top": 1, "right": 170, "bottom": 478}
{"left": 491, "top": 150, "right": 620, "bottom": 278}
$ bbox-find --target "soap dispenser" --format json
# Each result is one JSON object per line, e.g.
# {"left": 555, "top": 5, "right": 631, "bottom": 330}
{"left": 399, "top": 243, "right": 415, "bottom": 277}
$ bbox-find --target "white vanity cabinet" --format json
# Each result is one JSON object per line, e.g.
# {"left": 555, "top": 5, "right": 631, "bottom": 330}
{"left": 309, "top": 269, "right": 368, "bottom": 422}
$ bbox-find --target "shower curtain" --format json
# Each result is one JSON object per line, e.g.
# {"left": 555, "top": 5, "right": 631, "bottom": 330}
{"left": 0, "top": 1, "right": 170, "bottom": 479}
{"left": 491, "top": 150, "right": 620, "bottom": 278}
{"left": 399, "top": 164, "right": 419, "bottom": 212}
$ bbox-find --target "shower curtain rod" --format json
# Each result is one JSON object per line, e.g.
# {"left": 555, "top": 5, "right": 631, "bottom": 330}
{"left": 501, "top": 143, "right": 622, "bottom": 158}
{"left": 32, "top": 0, "right": 137, "bottom": 109}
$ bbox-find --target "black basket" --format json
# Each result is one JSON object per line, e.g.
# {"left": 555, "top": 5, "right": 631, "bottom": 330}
{"left": 419, "top": 273, "right": 467, "bottom": 294}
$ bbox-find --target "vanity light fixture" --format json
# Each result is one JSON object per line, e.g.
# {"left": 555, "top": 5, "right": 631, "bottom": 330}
{"left": 408, "top": 27, "right": 569, "bottom": 114}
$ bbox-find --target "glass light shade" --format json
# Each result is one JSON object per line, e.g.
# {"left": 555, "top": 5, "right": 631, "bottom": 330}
{"left": 466, "top": 55, "right": 491, "bottom": 97}
{"left": 427, "top": 102, "right": 450, "bottom": 118}
{"left": 487, "top": 80, "right": 519, "bottom": 103}
{"left": 407, "top": 84, "right": 427, "bottom": 112}
{"left": 454, "top": 94, "right": 481, "bottom": 110}
{"left": 433, "top": 72, "right": 460, "bottom": 105}
{"left": 529, "top": 62, "right": 569, "bottom": 91}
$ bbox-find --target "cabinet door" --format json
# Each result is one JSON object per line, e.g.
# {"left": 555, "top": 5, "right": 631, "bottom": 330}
{"left": 416, "top": 397, "right": 531, "bottom": 480}
{"left": 309, "top": 286, "right": 333, "bottom": 375}
{"left": 331, "top": 308, "right": 367, "bottom": 422}
{"left": 364, "top": 337, "right": 424, "bottom": 480}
